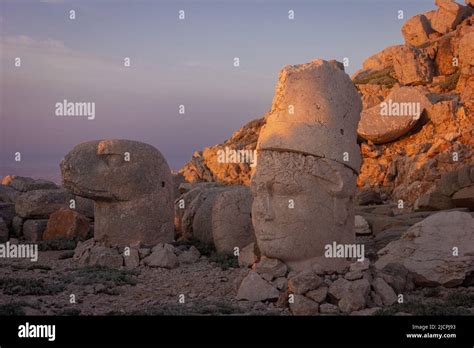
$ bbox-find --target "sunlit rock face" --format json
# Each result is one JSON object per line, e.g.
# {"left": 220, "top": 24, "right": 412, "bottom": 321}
{"left": 61, "top": 139, "right": 174, "bottom": 247}
{"left": 251, "top": 59, "right": 362, "bottom": 272}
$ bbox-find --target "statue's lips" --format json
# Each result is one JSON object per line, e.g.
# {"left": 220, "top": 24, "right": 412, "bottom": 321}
{"left": 257, "top": 233, "right": 288, "bottom": 241}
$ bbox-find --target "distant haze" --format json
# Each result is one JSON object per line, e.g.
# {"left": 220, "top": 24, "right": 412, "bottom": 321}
{"left": 0, "top": 0, "right": 435, "bottom": 182}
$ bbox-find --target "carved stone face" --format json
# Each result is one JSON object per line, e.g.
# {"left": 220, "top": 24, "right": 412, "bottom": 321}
{"left": 251, "top": 151, "right": 356, "bottom": 271}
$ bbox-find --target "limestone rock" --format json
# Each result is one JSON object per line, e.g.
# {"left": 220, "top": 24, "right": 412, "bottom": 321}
{"left": 393, "top": 46, "right": 434, "bottom": 85}
{"left": 0, "top": 217, "right": 8, "bottom": 243}
{"left": 345, "top": 270, "right": 363, "bottom": 280}
{"left": 0, "top": 184, "right": 19, "bottom": 203}
{"left": 11, "top": 216, "right": 23, "bottom": 237}
{"left": 452, "top": 185, "right": 474, "bottom": 210}
{"left": 435, "top": 36, "right": 458, "bottom": 75}
{"left": 73, "top": 238, "right": 95, "bottom": 263}
{"left": 88, "top": 245, "right": 123, "bottom": 268}
{"left": 328, "top": 278, "right": 351, "bottom": 301}
{"left": 305, "top": 286, "right": 328, "bottom": 303}
{"left": 236, "top": 271, "right": 279, "bottom": 302}
{"left": 15, "top": 189, "right": 70, "bottom": 219}
{"left": 362, "top": 45, "right": 404, "bottom": 71}
{"left": 179, "top": 185, "right": 228, "bottom": 244}
{"left": 289, "top": 295, "right": 319, "bottom": 315}
{"left": 356, "top": 189, "right": 383, "bottom": 205}
{"left": 124, "top": 247, "right": 140, "bottom": 269}
{"left": 357, "top": 86, "right": 432, "bottom": 144}
{"left": 175, "top": 182, "right": 225, "bottom": 238}
{"left": 459, "top": 30, "right": 474, "bottom": 67}
{"left": 238, "top": 243, "right": 258, "bottom": 268}
{"left": 254, "top": 257, "right": 287, "bottom": 280}
{"left": 143, "top": 244, "right": 179, "bottom": 269}
{"left": 376, "top": 211, "right": 474, "bottom": 287}
{"left": 61, "top": 140, "right": 174, "bottom": 247}
{"left": 415, "top": 191, "right": 455, "bottom": 211}
{"left": 2, "top": 176, "right": 58, "bottom": 192}
{"left": 177, "top": 246, "right": 201, "bottom": 264}
{"left": 372, "top": 277, "right": 397, "bottom": 305}
{"left": 211, "top": 186, "right": 255, "bottom": 254}
{"left": 272, "top": 277, "right": 288, "bottom": 291}
{"left": 377, "top": 263, "right": 415, "bottom": 294}
{"left": 257, "top": 59, "right": 362, "bottom": 172}
{"left": 74, "top": 196, "right": 95, "bottom": 219}
{"left": 431, "top": 0, "right": 469, "bottom": 34}
{"left": 288, "top": 270, "right": 323, "bottom": 294}
{"left": 401, "top": 14, "right": 433, "bottom": 46}
{"left": 179, "top": 118, "right": 264, "bottom": 185}
{"left": 319, "top": 303, "right": 340, "bottom": 314}
{"left": 335, "top": 279, "right": 371, "bottom": 313}
{"left": 355, "top": 215, "right": 371, "bottom": 235}
{"left": 22, "top": 219, "right": 48, "bottom": 242}
{"left": 0, "top": 202, "right": 16, "bottom": 227}
{"left": 42, "top": 208, "right": 90, "bottom": 241}
{"left": 350, "top": 259, "right": 370, "bottom": 272}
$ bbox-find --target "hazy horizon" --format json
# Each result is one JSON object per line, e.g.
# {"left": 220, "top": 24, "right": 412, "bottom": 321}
{"left": 1, "top": 0, "right": 436, "bottom": 181}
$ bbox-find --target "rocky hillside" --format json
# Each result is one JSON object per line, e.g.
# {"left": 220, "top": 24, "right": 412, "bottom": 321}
{"left": 179, "top": 0, "right": 474, "bottom": 207}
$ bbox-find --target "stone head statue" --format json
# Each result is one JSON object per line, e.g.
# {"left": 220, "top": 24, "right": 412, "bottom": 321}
{"left": 61, "top": 139, "right": 174, "bottom": 247}
{"left": 251, "top": 60, "right": 361, "bottom": 272}
{"left": 251, "top": 151, "right": 356, "bottom": 272}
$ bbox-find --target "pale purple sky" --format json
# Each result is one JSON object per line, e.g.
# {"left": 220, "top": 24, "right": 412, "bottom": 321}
{"left": 0, "top": 0, "right": 436, "bottom": 180}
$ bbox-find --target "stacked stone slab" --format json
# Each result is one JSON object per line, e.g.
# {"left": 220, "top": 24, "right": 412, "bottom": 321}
{"left": 1, "top": 176, "right": 68, "bottom": 242}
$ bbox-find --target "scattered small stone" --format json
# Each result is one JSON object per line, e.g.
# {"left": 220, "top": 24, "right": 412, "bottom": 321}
{"left": 236, "top": 271, "right": 279, "bottom": 302}
{"left": 288, "top": 270, "right": 323, "bottom": 294}
{"left": 306, "top": 286, "right": 328, "bottom": 303}
{"left": 289, "top": 295, "right": 319, "bottom": 315}
{"left": 319, "top": 303, "right": 340, "bottom": 314}
{"left": 177, "top": 246, "right": 200, "bottom": 264}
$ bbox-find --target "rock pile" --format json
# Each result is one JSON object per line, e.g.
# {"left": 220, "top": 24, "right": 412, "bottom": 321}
{"left": 73, "top": 238, "right": 201, "bottom": 270}
{"left": 0, "top": 176, "right": 93, "bottom": 243}
{"left": 236, "top": 255, "right": 405, "bottom": 315}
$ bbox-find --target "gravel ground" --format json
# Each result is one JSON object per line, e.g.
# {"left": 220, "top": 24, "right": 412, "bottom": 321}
{"left": 0, "top": 250, "right": 289, "bottom": 316}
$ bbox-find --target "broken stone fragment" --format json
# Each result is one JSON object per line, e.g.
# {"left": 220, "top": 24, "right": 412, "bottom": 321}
{"left": 288, "top": 270, "right": 323, "bottom": 295}
{"left": 289, "top": 295, "right": 319, "bottom": 315}
{"left": 253, "top": 257, "right": 287, "bottom": 280}
{"left": 143, "top": 243, "right": 179, "bottom": 269}
{"left": 236, "top": 271, "right": 279, "bottom": 302}
{"left": 42, "top": 208, "right": 90, "bottom": 241}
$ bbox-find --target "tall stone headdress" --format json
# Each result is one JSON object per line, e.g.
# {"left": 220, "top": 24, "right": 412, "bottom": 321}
{"left": 257, "top": 59, "right": 362, "bottom": 173}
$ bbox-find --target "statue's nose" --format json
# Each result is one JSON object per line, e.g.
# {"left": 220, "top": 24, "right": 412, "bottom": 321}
{"left": 255, "top": 193, "right": 274, "bottom": 221}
